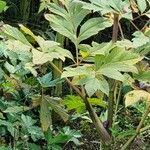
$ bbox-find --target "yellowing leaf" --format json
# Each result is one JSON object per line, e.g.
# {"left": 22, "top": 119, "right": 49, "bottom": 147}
{"left": 31, "top": 95, "right": 42, "bottom": 107}
{"left": 125, "top": 90, "right": 150, "bottom": 107}
{"left": 88, "top": 98, "right": 106, "bottom": 108}
{"left": 1, "top": 25, "right": 31, "bottom": 46}
{"left": 80, "top": 50, "right": 89, "bottom": 58}
{"left": 19, "top": 24, "right": 36, "bottom": 39}
{"left": 130, "top": 0, "right": 139, "bottom": 13}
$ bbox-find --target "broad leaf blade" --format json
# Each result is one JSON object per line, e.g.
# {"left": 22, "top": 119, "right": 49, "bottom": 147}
{"left": 45, "top": 96, "right": 69, "bottom": 122}
{"left": 78, "top": 17, "right": 112, "bottom": 42}
{"left": 40, "top": 97, "right": 52, "bottom": 131}
{"left": 136, "top": 0, "right": 147, "bottom": 13}
{"left": 1, "top": 25, "right": 31, "bottom": 46}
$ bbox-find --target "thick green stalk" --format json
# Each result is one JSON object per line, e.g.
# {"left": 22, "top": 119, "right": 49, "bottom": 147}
{"left": 52, "top": 0, "right": 65, "bottom": 97}
{"left": 52, "top": 33, "right": 65, "bottom": 96}
{"left": 107, "top": 13, "right": 119, "bottom": 129}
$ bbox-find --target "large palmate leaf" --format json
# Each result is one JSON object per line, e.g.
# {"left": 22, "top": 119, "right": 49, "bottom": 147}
{"left": 62, "top": 44, "right": 141, "bottom": 97}
{"left": 1, "top": 24, "right": 74, "bottom": 72}
{"left": 45, "top": 0, "right": 112, "bottom": 45}
{"left": 76, "top": 0, "right": 132, "bottom": 20}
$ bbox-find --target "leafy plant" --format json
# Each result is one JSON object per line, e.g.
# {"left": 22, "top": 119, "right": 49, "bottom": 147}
{"left": 0, "top": 0, "right": 150, "bottom": 149}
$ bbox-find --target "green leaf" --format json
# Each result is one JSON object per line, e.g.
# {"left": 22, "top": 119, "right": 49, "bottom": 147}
{"left": 32, "top": 49, "right": 52, "bottom": 65}
{"left": 45, "top": 1, "right": 112, "bottom": 45}
{"left": 78, "top": 0, "right": 132, "bottom": 19}
{"left": 88, "top": 98, "right": 106, "bottom": 108}
{"left": 4, "top": 62, "right": 16, "bottom": 74}
{"left": 40, "top": 97, "right": 52, "bottom": 131}
{"left": 145, "top": 9, "right": 150, "bottom": 18}
{"left": 78, "top": 17, "right": 112, "bottom": 42}
{"left": 38, "top": 72, "right": 63, "bottom": 88}
{"left": 63, "top": 95, "right": 85, "bottom": 113}
{"left": 61, "top": 66, "right": 91, "bottom": 78}
{"left": 132, "top": 31, "right": 150, "bottom": 48}
{"left": 21, "top": 114, "right": 44, "bottom": 141}
{"left": 5, "top": 40, "right": 32, "bottom": 63}
{"left": 1, "top": 25, "right": 31, "bottom": 46}
{"left": 100, "top": 68, "right": 125, "bottom": 81}
{"left": 19, "top": 24, "right": 36, "bottom": 39}
{"left": 45, "top": 96, "right": 69, "bottom": 122}
{"left": 63, "top": 95, "right": 106, "bottom": 112}
{"left": 98, "top": 48, "right": 141, "bottom": 72}
{"left": 32, "top": 40, "right": 73, "bottom": 64}
{"left": 134, "top": 71, "right": 150, "bottom": 82}
{"left": 0, "top": 120, "right": 15, "bottom": 136}
{"left": 85, "top": 77, "right": 109, "bottom": 97}
{"left": 4, "top": 106, "right": 29, "bottom": 113}
{"left": 21, "top": 114, "right": 36, "bottom": 127}
{"left": 25, "top": 63, "right": 38, "bottom": 77}
{"left": 51, "top": 134, "right": 70, "bottom": 144}
{"left": 51, "top": 144, "right": 62, "bottom": 150}
{"left": 0, "top": 112, "right": 4, "bottom": 119}
{"left": 45, "top": 14, "right": 77, "bottom": 44}
{"left": 0, "top": 0, "right": 6, "bottom": 13}
{"left": 36, "top": 36, "right": 60, "bottom": 52}
{"left": 47, "top": 2, "right": 69, "bottom": 18}
{"left": 136, "top": 0, "right": 147, "bottom": 13}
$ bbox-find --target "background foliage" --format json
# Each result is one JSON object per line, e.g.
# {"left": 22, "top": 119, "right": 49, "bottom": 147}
{"left": 0, "top": 0, "right": 150, "bottom": 150}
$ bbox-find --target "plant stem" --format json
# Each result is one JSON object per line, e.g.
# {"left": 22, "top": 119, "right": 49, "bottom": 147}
{"left": 112, "top": 14, "right": 119, "bottom": 43}
{"left": 113, "top": 83, "right": 122, "bottom": 124}
{"left": 75, "top": 43, "right": 79, "bottom": 66}
{"left": 107, "top": 13, "right": 119, "bottom": 130}
{"left": 121, "top": 106, "right": 150, "bottom": 150}
{"left": 50, "top": 62, "right": 111, "bottom": 144}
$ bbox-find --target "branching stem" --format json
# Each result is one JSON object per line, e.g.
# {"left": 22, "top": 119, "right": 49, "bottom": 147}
{"left": 50, "top": 61, "right": 111, "bottom": 144}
